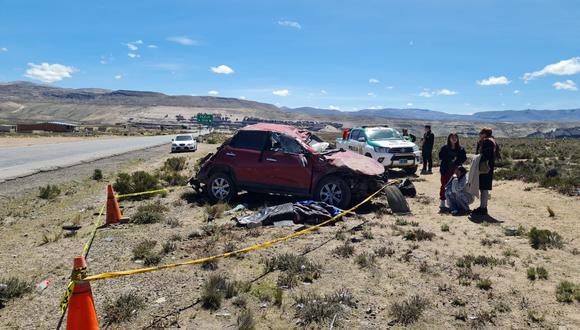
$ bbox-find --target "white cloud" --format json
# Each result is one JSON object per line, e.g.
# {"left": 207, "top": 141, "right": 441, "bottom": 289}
{"left": 368, "top": 106, "right": 384, "bottom": 110}
{"left": 328, "top": 105, "right": 340, "bottom": 110}
{"left": 477, "top": 76, "right": 511, "bottom": 86}
{"left": 210, "top": 64, "right": 234, "bottom": 74}
{"left": 278, "top": 20, "right": 302, "bottom": 29}
{"left": 273, "top": 89, "right": 290, "bottom": 96}
{"left": 239, "top": 96, "right": 246, "bottom": 100}
{"left": 147, "top": 44, "right": 158, "bottom": 49}
{"left": 406, "top": 102, "right": 413, "bottom": 106}
{"left": 167, "top": 36, "right": 197, "bottom": 46}
{"left": 367, "top": 92, "right": 376, "bottom": 97}
{"left": 553, "top": 80, "right": 577, "bottom": 91}
{"left": 127, "top": 43, "right": 138, "bottom": 51}
{"left": 114, "top": 74, "right": 122, "bottom": 80}
{"left": 513, "top": 90, "right": 520, "bottom": 94}
{"left": 385, "top": 86, "right": 394, "bottom": 89}
{"left": 320, "top": 90, "right": 327, "bottom": 94}
{"left": 134, "top": 40, "right": 143, "bottom": 45}
{"left": 419, "top": 88, "right": 457, "bottom": 97}
{"left": 128, "top": 53, "right": 140, "bottom": 58}
{"left": 208, "top": 90, "right": 219, "bottom": 95}
{"left": 0, "top": 47, "right": 7, "bottom": 52}
{"left": 25, "top": 62, "right": 77, "bottom": 83}
{"left": 369, "top": 78, "right": 380, "bottom": 84}
{"left": 523, "top": 57, "right": 580, "bottom": 81}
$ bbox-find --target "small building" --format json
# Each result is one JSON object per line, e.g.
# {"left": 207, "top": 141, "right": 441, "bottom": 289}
{"left": 16, "top": 122, "right": 77, "bottom": 133}
{"left": 0, "top": 124, "right": 16, "bottom": 132}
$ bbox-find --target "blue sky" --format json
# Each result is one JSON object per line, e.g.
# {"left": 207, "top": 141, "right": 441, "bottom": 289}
{"left": 1, "top": 0, "right": 579, "bottom": 114}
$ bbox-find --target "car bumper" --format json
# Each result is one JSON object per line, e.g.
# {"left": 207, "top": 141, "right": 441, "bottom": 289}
{"left": 171, "top": 145, "right": 197, "bottom": 152}
{"left": 375, "top": 152, "right": 422, "bottom": 168}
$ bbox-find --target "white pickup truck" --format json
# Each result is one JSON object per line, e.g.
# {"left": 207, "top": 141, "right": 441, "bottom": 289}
{"left": 336, "top": 126, "right": 422, "bottom": 174}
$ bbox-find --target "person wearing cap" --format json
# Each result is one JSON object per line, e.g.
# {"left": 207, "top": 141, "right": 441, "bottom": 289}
{"left": 421, "top": 125, "right": 434, "bottom": 174}
{"left": 444, "top": 166, "right": 472, "bottom": 215}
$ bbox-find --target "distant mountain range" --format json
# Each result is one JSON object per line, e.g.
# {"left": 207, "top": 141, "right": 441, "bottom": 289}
{"left": 281, "top": 106, "right": 580, "bottom": 123}
{"left": 1, "top": 81, "right": 579, "bottom": 125}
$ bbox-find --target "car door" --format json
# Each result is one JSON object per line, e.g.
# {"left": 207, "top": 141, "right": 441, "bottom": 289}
{"left": 217, "top": 130, "right": 268, "bottom": 186}
{"left": 257, "top": 132, "right": 312, "bottom": 194}
{"left": 349, "top": 129, "right": 365, "bottom": 154}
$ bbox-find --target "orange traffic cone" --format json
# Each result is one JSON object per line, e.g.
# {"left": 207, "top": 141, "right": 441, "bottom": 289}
{"left": 105, "top": 184, "right": 123, "bottom": 225}
{"left": 66, "top": 256, "right": 98, "bottom": 330}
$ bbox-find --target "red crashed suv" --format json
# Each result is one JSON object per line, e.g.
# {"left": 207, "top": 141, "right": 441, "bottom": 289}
{"left": 191, "top": 123, "right": 385, "bottom": 208}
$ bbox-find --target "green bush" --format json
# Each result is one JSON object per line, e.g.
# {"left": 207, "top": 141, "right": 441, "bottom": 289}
{"left": 92, "top": 169, "right": 103, "bottom": 181}
{"left": 528, "top": 227, "right": 563, "bottom": 250}
{"left": 389, "top": 295, "right": 429, "bottom": 325}
{"left": 0, "top": 277, "right": 32, "bottom": 308}
{"left": 162, "top": 157, "right": 187, "bottom": 172}
{"left": 38, "top": 184, "right": 61, "bottom": 199}
{"left": 103, "top": 292, "right": 145, "bottom": 324}
{"left": 131, "top": 204, "right": 167, "bottom": 224}
{"left": 113, "top": 171, "right": 160, "bottom": 196}
{"left": 556, "top": 281, "right": 580, "bottom": 303}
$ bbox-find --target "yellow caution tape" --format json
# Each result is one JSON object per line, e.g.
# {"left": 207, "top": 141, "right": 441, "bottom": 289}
{"left": 83, "top": 183, "right": 391, "bottom": 282}
{"left": 116, "top": 186, "right": 183, "bottom": 199}
{"left": 82, "top": 203, "right": 106, "bottom": 257}
{"left": 59, "top": 281, "right": 75, "bottom": 313}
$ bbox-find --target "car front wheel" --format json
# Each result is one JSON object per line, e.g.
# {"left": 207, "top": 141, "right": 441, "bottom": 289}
{"left": 314, "top": 176, "right": 351, "bottom": 209}
{"left": 207, "top": 172, "right": 237, "bottom": 203}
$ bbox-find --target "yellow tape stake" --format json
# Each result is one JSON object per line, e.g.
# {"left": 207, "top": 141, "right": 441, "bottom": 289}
{"left": 83, "top": 183, "right": 391, "bottom": 282}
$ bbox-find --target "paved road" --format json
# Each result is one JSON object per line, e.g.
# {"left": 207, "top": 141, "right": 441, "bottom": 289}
{"left": 0, "top": 134, "right": 196, "bottom": 182}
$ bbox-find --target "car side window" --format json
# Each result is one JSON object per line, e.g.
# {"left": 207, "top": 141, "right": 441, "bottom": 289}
{"left": 229, "top": 131, "right": 268, "bottom": 150}
{"left": 350, "top": 130, "right": 360, "bottom": 141}
{"left": 270, "top": 133, "right": 303, "bottom": 154}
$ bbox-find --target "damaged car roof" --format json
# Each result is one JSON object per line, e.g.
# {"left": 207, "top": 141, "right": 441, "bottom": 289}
{"left": 240, "top": 123, "right": 310, "bottom": 141}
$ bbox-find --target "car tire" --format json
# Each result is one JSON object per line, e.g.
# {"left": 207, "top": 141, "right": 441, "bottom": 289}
{"left": 404, "top": 166, "right": 418, "bottom": 175}
{"left": 314, "top": 176, "right": 351, "bottom": 209}
{"left": 384, "top": 185, "right": 410, "bottom": 213}
{"left": 207, "top": 172, "right": 237, "bottom": 203}
{"left": 365, "top": 153, "right": 372, "bottom": 158}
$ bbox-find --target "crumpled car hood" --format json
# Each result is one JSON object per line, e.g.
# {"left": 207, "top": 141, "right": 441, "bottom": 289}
{"left": 324, "top": 150, "right": 384, "bottom": 176}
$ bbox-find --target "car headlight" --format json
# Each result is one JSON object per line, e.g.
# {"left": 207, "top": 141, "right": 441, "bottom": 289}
{"left": 412, "top": 145, "right": 419, "bottom": 152}
{"left": 374, "top": 146, "right": 390, "bottom": 153}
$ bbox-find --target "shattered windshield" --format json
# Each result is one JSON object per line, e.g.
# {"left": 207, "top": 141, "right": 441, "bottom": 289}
{"left": 366, "top": 128, "right": 402, "bottom": 141}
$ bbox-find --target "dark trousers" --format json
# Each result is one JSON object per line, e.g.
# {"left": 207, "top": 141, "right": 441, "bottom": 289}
{"left": 422, "top": 150, "right": 433, "bottom": 171}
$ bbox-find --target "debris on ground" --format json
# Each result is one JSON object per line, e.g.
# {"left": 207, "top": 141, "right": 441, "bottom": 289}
{"left": 235, "top": 201, "right": 343, "bottom": 227}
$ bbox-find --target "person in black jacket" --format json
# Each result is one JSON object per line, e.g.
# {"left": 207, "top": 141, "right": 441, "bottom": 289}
{"left": 473, "top": 127, "right": 497, "bottom": 215}
{"left": 421, "top": 125, "right": 435, "bottom": 174}
{"left": 438, "top": 133, "right": 467, "bottom": 211}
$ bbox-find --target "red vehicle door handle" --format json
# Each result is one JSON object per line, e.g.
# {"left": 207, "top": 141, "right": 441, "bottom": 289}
{"left": 226, "top": 152, "right": 236, "bottom": 157}
{"left": 265, "top": 157, "right": 277, "bottom": 162}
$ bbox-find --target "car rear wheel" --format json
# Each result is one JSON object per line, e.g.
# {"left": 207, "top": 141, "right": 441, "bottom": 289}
{"left": 314, "top": 176, "right": 351, "bottom": 209}
{"left": 404, "top": 166, "right": 418, "bottom": 175}
{"left": 207, "top": 172, "right": 237, "bottom": 203}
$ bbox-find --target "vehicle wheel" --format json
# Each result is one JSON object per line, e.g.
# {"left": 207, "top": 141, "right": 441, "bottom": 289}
{"left": 314, "top": 176, "right": 351, "bottom": 209}
{"left": 207, "top": 172, "right": 237, "bottom": 203}
{"left": 404, "top": 166, "right": 418, "bottom": 175}
{"left": 384, "top": 185, "right": 410, "bottom": 213}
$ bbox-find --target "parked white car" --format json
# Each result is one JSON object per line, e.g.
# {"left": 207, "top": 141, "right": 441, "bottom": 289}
{"left": 336, "top": 126, "right": 421, "bottom": 174}
{"left": 171, "top": 134, "right": 197, "bottom": 153}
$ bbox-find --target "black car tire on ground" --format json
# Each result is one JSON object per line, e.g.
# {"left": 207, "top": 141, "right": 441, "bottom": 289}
{"left": 207, "top": 172, "right": 237, "bottom": 203}
{"left": 404, "top": 166, "right": 418, "bottom": 175}
{"left": 384, "top": 185, "right": 410, "bottom": 213}
{"left": 314, "top": 176, "right": 352, "bottom": 209}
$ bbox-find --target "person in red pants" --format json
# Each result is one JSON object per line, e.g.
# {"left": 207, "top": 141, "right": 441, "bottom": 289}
{"left": 438, "top": 133, "right": 467, "bottom": 212}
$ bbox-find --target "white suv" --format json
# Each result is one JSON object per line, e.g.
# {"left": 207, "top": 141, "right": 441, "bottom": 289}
{"left": 171, "top": 134, "right": 197, "bottom": 153}
{"left": 336, "top": 126, "right": 421, "bottom": 174}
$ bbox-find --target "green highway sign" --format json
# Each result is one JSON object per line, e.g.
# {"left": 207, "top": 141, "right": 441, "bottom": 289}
{"left": 196, "top": 113, "right": 213, "bottom": 124}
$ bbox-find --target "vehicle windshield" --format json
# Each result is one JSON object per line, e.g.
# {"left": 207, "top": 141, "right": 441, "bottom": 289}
{"left": 175, "top": 135, "right": 193, "bottom": 141}
{"left": 366, "top": 128, "right": 402, "bottom": 140}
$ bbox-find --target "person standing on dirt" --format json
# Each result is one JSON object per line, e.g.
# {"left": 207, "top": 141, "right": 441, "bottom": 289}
{"left": 473, "top": 128, "right": 497, "bottom": 215}
{"left": 421, "top": 125, "right": 435, "bottom": 174}
{"left": 438, "top": 133, "right": 467, "bottom": 211}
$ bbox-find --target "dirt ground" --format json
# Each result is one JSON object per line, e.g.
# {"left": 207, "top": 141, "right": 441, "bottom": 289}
{"left": 0, "top": 144, "right": 579, "bottom": 329}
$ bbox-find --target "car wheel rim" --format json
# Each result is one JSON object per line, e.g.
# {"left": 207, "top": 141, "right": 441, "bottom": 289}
{"left": 211, "top": 177, "right": 230, "bottom": 200}
{"left": 320, "top": 183, "right": 342, "bottom": 205}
